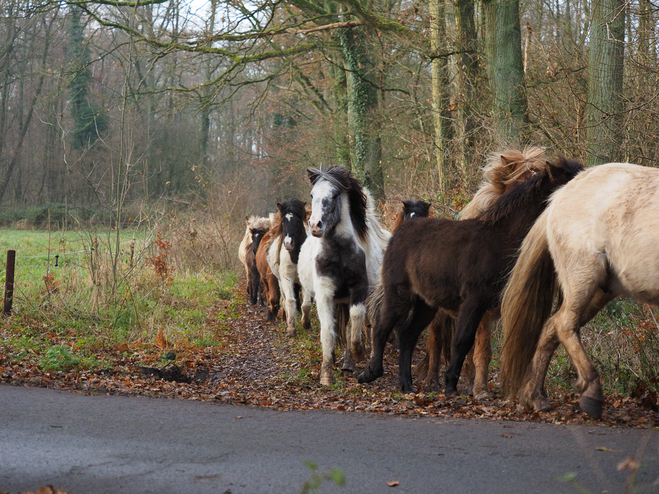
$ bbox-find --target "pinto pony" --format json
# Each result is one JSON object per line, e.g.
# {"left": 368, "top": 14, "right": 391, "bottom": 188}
{"left": 267, "top": 199, "right": 311, "bottom": 336}
{"left": 238, "top": 216, "right": 271, "bottom": 305}
{"left": 499, "top": 162, "right": 659, "bottom": 419}
{"left": 298, "top": 166, "right": 391, "bottom": 385}
{"left": 358, "top": 153, "right": 584, "bottom": 395}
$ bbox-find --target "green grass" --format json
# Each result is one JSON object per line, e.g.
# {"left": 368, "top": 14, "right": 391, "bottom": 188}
{"left": 0, "top": 227, "right": 239, "bottom": 365}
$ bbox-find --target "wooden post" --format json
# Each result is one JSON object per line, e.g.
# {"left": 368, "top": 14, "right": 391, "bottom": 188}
{"left": 3, "top": 250, "right": 15, "bottom": 316}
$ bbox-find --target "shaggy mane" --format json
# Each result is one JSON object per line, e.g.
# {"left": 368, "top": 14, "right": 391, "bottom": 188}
{"left": 307, "top": 166, "right": 368, "bottom": 241}
{"left": 479, "top": 156, "right": 583, "bottom": 224}
{"left": 460, "top": 147, "right": 548, "bottom": 220}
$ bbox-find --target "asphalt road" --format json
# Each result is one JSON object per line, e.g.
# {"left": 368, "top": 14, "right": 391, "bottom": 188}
{"left": 1, "top": 384, "right": 657, "bottom": 494}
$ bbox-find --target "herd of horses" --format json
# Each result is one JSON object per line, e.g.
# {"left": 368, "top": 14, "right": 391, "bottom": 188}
{"left": 239, "top": 148, "right": 659, "bottom": 419}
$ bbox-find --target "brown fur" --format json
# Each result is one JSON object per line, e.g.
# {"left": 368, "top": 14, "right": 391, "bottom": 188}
{"left": 359, "top": 154, "right": 583, "bottom": 395}
{"left": 420, "top": 148, "right": 548, "bottom": 395}
{"left": 256, "top": 227, "right": 281, "bottom": 322}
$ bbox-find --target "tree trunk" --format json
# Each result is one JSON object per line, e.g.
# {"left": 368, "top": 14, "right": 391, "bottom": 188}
{"left": 488, "top": 0, "right": 528, "bottom": 144}
{"left": 454, "top": 0, "right": 480, "bottom": 176}
{"left": 339, "top": 27, "right": 384, "bottom": 199}
{"left": 430, "top": 0, "right": 453, "bottom": 198}
{"left": 586, "top": 0, "right": 625, "bottom": 166}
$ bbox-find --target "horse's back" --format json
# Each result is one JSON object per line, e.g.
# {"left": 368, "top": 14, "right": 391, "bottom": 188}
{"left": 383, "top": 217, "right": 478, "bottom": 307}
{"left": 547, "top": 163, "right": 659, "bottom": 301}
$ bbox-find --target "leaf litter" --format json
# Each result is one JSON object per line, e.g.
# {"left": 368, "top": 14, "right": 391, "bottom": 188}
{"left": 0, "top": 283, "right": 657, "bottom": 430}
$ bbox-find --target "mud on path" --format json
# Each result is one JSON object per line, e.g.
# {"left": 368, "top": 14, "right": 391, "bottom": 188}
{"left": 1, "top": 281, "right": 657, "bottom": 429}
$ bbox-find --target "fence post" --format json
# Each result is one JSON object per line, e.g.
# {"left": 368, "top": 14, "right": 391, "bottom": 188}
{"left": 3, "top": 250, "right": 15, "bottom": 316}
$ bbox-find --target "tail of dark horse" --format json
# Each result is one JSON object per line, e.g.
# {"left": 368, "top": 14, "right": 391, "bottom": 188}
{"left": 499, "top": 211, "right": 558, "bottom": 398}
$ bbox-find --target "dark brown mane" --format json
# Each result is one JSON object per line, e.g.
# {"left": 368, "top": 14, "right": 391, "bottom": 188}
{"left": 479, "top": 157, "right": 583, "bottom": 225}
{"left": 307, "top": 166, "right": 368, "bottom": 241}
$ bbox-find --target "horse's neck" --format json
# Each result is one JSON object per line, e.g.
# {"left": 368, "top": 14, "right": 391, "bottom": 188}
{"left": 494, "top": 189, "right": 552, "bottom": 242}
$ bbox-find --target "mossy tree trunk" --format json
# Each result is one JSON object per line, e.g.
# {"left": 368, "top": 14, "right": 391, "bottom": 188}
{"left": 339, "top": 26, "right": 384, "bottom": 199}
{"left": 586, "top": 0, "right": 625, "bottom": 166}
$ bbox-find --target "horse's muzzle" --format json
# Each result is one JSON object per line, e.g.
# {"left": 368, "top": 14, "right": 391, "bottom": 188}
{"left": 311, "top": 228, "right": 324, "bottom": 238}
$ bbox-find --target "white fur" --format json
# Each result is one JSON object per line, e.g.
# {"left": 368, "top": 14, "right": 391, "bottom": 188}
{"left": 299, "top": 179, "right": 391, "bottom": 384}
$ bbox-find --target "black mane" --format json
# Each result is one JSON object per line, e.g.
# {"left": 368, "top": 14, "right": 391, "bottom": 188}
{"left": 479, "top": 157, "right": 583, "bottom": 225}
{"left": 307, "top": 166, "right": 368, "bottom": 241}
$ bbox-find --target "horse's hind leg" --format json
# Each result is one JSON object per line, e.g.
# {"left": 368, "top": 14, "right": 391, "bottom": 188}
{"left": 348, "top": 303, "right": 367, "bottom": 363}
{"left": 398, "top": 300, "right": 437, "bottom": 394}
{"left": 445, "top": 298, "right": 488, "bottom": 397}
{"left": 523, "top": 289, "right": 612, "bottom": 417}
{"left": 471, "top": 311, "right": 495, "bottom": 400}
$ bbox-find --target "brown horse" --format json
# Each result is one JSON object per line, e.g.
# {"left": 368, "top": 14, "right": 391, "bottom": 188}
{"left": 239, "top": 215, "right": 271, "bottom": 305}
{"left": 374, "top": 150, "right": 554, "bottom": 397}
{"left": 358, "top": 153, "right": 583, "bottom": 396}
{"left": 500, "top": 162, "right": 659, "bottom": 419}
{"left": 256, "top": 217, "right": 281, "bottom": 322}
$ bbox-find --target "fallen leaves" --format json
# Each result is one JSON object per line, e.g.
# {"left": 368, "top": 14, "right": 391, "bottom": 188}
{"left": 0, "top": 284, "right": 658, "bottom": 430}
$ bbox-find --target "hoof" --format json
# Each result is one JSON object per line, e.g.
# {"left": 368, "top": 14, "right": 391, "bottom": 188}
{"left": 341, "top": 369, "right": 353, "bottom": 378}
{"left": 266, "top": 311, "right": 275, "bottom": 322}
{"left": 401, "top": 382, "right": 415, "bottom": 394}
{"left": 286, "top": 328, "right": 296, "bottom": 337}
{"left": 302, "top": 319, "right": 311, "bottom": 330}
{"left": 530, "top": 395, "right": 554, "bottom": 413}
{"left": 474, "top": 390, "right": 491, "bottom": 401}
{"left": 579, "top": 395, "right": 603, "bottom": 419}
{"left": 342, "top": 360, "right": 356, "bottom": 373}
{"left": 320, "top": 375, "right": 333, "bottom": 386}
{"left": 445, "top": 385, "right": 458, "bottom": 397}
{"left": 357, "top": 369, "right": 380, "bottom": 384}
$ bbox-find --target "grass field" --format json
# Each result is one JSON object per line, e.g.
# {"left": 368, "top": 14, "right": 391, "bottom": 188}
{"left": 0, "top": 227, "right": 240, "bottom": 373}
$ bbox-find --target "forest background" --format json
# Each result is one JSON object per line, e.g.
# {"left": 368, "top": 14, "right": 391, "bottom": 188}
{"left": 1, "top": 0, "right": 658, "bottom": 405}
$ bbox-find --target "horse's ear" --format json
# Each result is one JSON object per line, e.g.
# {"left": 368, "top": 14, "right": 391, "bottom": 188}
{"left": 276, "top": 202, "right": 283, "bottom": 211}
{"left": 244, "top": 215, "right": 249, "bottom": 224}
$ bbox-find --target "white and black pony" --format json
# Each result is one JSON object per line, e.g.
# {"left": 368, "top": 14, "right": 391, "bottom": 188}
{"left": 298, "top": 166, "right": 391, "bottom": 385}
{"left": 267, "top": 199, "right": 311, "bottom": 336}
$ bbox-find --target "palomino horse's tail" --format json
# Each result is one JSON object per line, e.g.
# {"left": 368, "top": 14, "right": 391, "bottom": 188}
{"left": 500, "top": 210, "right": 558, "bottom": 398}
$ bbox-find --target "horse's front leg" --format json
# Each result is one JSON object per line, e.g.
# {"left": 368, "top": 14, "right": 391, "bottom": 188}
{"left": 398, "top": 300, "right": 436, "bottom": 394}
{"left": 300, "top": 286, "right": 312, "bottom": 330}
{"left": 358, "top": 289, "right": 409, "bottom": 384}
{"left": 280, "top": 277, "right": 298, "bottom": 337}
{"left": 444, "top": 298, "right": 488, "bottom": 397}
{"left": 316, "top": 292, "right": 337, "bottom": 386}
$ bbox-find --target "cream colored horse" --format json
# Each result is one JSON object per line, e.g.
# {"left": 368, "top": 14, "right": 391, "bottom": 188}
{"left": 500, "top": 163, "right": 659, "bottom": 419}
